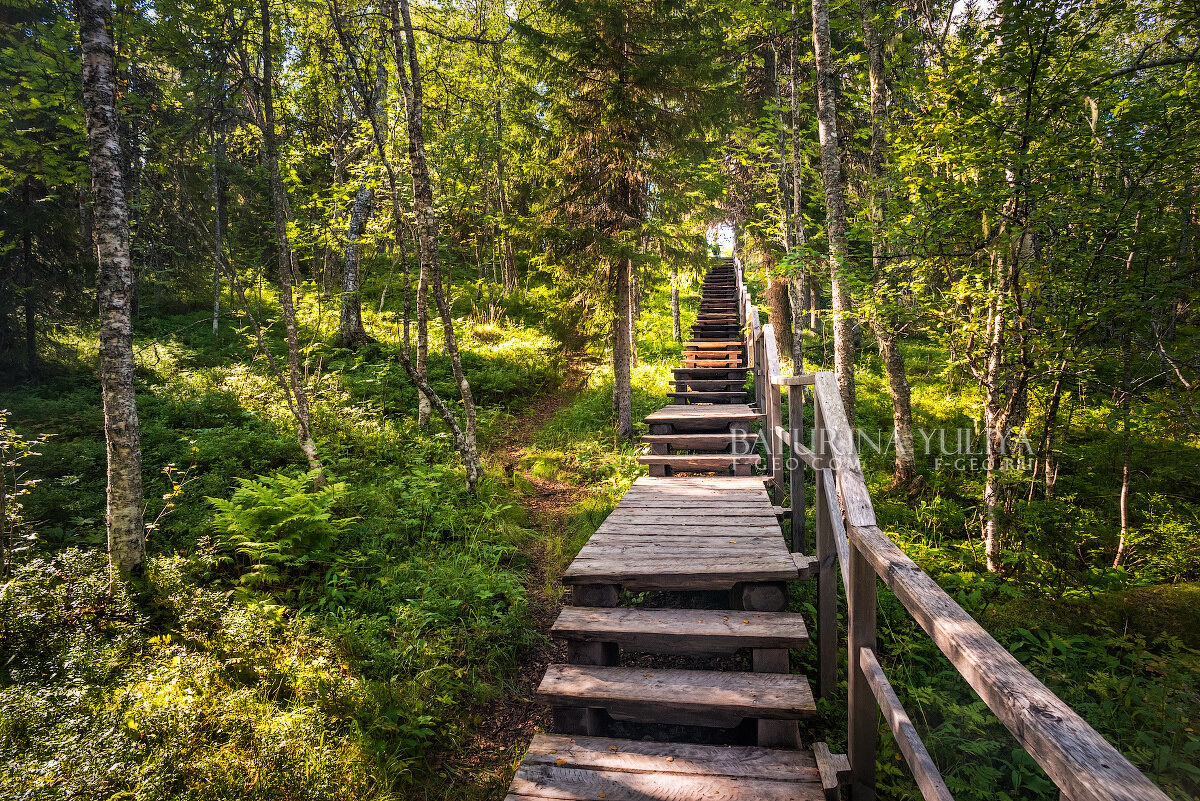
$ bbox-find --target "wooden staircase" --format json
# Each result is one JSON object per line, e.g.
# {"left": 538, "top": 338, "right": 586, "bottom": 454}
{"left": 505, "top": 258, "right": 847, "bottom": 801}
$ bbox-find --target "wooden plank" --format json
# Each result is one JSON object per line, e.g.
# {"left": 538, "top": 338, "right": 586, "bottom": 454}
{"left": 507, "top": 768, "right": 822, "bottom": 801}
{"left": 551, "top": 607, "right": 809, "bottom": 653}
{"left": 788, "top": 384, "right": 807, "bottom": 553}
{"left": 847, "top": 522, "right": 1172, "bottom": 801}
{"left": 813, "top": 372, "right": 876, "bottom": 528}
{"left": 611, "top": 501, "right": 775, "bottom": 511}
{"left": 594, "top": 523, "right": 779, "bottom": 537}
{"left": 637, "top": 455, "right": 760, "bottom": 468}
{"left": 772, "top": 374, "right": 817, "bottom": 386}
{"left": 538, "top": 664, "right": 817, "bottom": 722}
{"left": 520, "top": 733, "right": 819, "bottom": 781}
{"left": 776, "top": 426, "right": 820, "bottom": 467}
{"left": 792, "top": 553, "right": 819, "bottom": 579}
{"left": 644, "top": 404, "right": 760, "bottom": 421}
{"left": 860, "top": 647, "right": 954, "bottom": 801}
{"left": 820, "top": 468, "right": 851, "bottom": 589}
{"left": 563, "top": 560, "right": 799, "bottom": 590}
{"left": 604, "top": 512, "right": 778, "bottom": 524}
{"left": 847, "top": 538, "right": 878, "bottom": 801}
{"left": 815, "top": 467, "right": 838, "bottom": 700}
{"left": 580, "top": 536, "right": 785, "bottom": 552}
{"left": 629, "top": 475, "right": 767, "bottom": 489}
{"left": 813, "top": 742, "right": 851, "bottom": 801}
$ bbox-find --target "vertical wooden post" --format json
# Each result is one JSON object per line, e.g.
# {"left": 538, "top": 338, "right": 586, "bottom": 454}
{"left": 815, "top": 468, "right": 837, "bottom": 699}
{"left": 847, "top": 535, "right": 878, "bottom": 801}
{"left": 789, "top": 385, "right": 806, "bottom": 553}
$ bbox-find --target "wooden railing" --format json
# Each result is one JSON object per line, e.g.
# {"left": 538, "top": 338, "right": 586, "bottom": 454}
{"left": 731, "top": 255, "right": 1171, "bottom": 801}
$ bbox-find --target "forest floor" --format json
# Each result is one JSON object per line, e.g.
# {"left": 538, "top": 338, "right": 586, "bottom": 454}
{"left": 428, "top": 364, "right": 590, "bottom": 799}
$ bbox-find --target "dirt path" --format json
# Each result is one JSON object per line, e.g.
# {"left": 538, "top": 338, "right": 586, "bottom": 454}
{"left": 429, "top": 366, "right": 590, "bottom": 799}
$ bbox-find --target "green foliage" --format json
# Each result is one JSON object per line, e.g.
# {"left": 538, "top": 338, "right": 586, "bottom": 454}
{"left": 208, "top": 470, "right": 350, "bottom": 588}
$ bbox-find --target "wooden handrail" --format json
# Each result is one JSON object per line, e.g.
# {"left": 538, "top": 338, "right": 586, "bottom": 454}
{"left": 756, "top": 363, "right": 1174, "bottom": 801}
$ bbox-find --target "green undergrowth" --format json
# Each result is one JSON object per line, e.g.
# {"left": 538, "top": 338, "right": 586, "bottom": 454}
{"left": 787, "top": 331, "right": 1200, "bottom": 800}
{"left": 0, "top": 274, "right": 575, "bottom": 800}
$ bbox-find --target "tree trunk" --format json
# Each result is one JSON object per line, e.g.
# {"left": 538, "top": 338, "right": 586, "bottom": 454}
{"left": 259, "top": 0, "right": 324, "bottom": 484}
{"left": 765, "top": 271, "right": 794, "bottom": 361}
{"left": 670, "top": 260, "right": 681, "bottom": 343}
{"left": 1114, "top": 337, "right": 1132, "bottom": 568}
{"left": 390, "top": 0, "right": 482, "bottom": 491}
{"left": 628, "top": 264, "right": 638, "bottom": 369}
{"left": 861, "top": 0, "right": 915, "bottom": 485}
{"left": 22, "top": 181, "right": 37, "bottom": 377}
{"left": 81, "top": 0, "right": 144, "bottom": 572}
{"left": 810, "top": 0, "right": 856, "bottom": 422}
{"left": 338, "top": 177, "right": 374, "bottom": 347}
{"left": 613, "top": 256, "right": 634, "bottom": 440}
{"left": 493, "top": 69, "right": 518, "bottom": 293}
{"left": 211, "top": 99, "right": 226, "bottom": 338}
{"left": 789, "top": 0, "right": 808, "bottom": 370}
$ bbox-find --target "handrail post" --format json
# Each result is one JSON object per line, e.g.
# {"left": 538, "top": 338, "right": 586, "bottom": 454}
{"left": 788, "top": 384, "right": 806, "bottom": 553}
{"left": 814, "top": 399, "right": 836, "bottom": 699}
{"left": 848, "top": 533, "right": 878, "bottom": 801}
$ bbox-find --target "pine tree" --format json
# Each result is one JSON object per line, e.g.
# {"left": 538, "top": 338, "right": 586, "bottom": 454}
{"left": 516, "top": 0, "right": 730, "bottom": 439}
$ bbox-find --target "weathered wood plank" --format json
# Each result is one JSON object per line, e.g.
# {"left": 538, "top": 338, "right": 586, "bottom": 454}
{"left": 563, "top": 560, "right": 798, "bottom": 590}
{"left": 594, "top": 523, "right": 780, "bottom": 537}
{"left": 602, "top": 512, "right": 779, "bottom": 525}
{"left": 520, "top": 733, "right": 819, "bottom": 780}
{"left": 860, "top": 647, "right": 954, "bottom": 801}
{"left": 551, "top": 607, "right": 809, "bottom": 653}
{"left": 813, "top": 372, "right": 875, "bottom": 528}
{"left": 847, "top": 538, "right": 878, "bottom": 801}
{"left": 813, "top": 742, "right": 851, "bottom": 801}
{"left": 538, "top": 664, "right": 817, "bottom": 722}
{"left": 507, "top": 767, "right": 822, "bottom": 801}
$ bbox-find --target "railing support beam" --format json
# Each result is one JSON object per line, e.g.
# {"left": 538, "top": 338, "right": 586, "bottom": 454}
{"left": 848, "top": 537, "right": 878, "bottom": 801}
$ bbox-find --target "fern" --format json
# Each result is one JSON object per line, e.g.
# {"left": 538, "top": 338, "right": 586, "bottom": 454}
{"left": 208, "top": 470, "right": 349, "bottom": 587}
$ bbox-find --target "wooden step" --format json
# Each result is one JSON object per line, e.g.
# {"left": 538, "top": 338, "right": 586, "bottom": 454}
{"left": 644, "top": 403, "right": 760, "bottom": 431}
{"left": 685, "top": 339, "right": 741, "bottom": 347}
{"left": 638, "top": 453, "right": 760, "bottom": 473}
{"left": 682, "top": 359, "right": 744, "bottom": 368}
{"left": 668, "top": 391, "right": 748, "bottom": 403}
{"left": 551, "top": 607, "right": 809, "bottom": 655}
{"left": 538, "top": 664, "right": 816, "bottom": 727}
{"left": 669, "top": 379, "right": 745, "bottom": 391}
{"left": 673, "top": 367, "right": 749, "bottom": 378}
{"left": 506, "top": 734, "right": 824, "bottom": 801}
{"left": 642, "top": 432, "right": 740, "bottom": 449}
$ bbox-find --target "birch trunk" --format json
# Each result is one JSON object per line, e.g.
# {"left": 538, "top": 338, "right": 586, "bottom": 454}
{"left": 390, "top": 0, "right": 482, "bottom": 491}
{"left": 259, "top": 0, "right": 324, "bottom": 484}
{"left": 1114, "top": 338, "right": 1132, "bottom": 568}
{"left": 810, "top": 0, "right": 856, "bottom": 422}
{"left": 789, "top": 1, "right": 808, "bottom": 370}
{"left": 81, "top": 0, "right": 144, "bottom": 572}
{"left": 211, "top": 106, "right": 226, "bottom": 338}
{"left": 861, "top": 0, "right": 916, "bottom": 484}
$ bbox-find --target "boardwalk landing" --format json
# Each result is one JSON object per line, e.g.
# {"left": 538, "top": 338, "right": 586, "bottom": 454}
{"left": 506, "top": 260, "right": 847, "bottom": 801}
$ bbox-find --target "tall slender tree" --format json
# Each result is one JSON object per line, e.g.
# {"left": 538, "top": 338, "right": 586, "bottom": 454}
{"left": 387, "top": 0, "right": 482, "bottom": 490}
{"left": 80, "top": 0, "right": 144, "bottom": 571}
{"left": 810, "top": 0, "right": 856, "bottom": 421}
